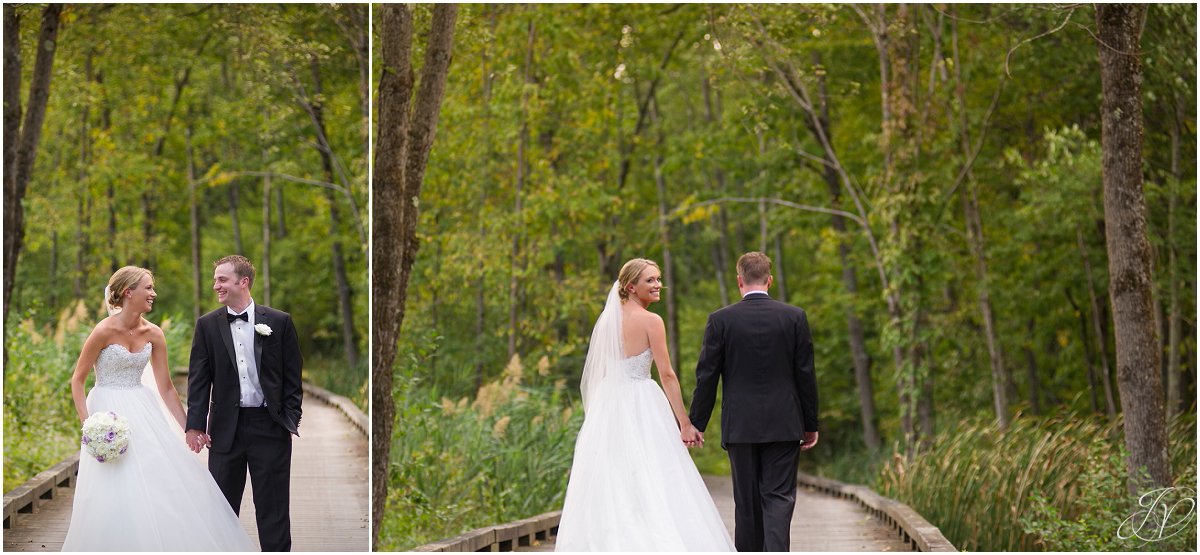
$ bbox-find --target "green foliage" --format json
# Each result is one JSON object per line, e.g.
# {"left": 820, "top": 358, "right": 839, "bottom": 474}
{"left": 378, "top": 348, "right": 583, "bottom": 551}
{"left": 1021, "top": 454, "right": 1197, "bottom": 551}
{"left": 12, "top": 4, "right": 367, "bottom": 365}
{"left": 3, "top": 303, "right": 193, "bottom": 491}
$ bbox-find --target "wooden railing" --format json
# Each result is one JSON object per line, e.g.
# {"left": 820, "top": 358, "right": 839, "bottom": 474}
{"left": 2, "top": 381, "right": 365, "bottom": 531}
{"left": 413, "top": 473, "right": 958, "bottom": 552}
{"left": 796, "top": 472, "right": 957, "bottom": 552}
{"left": 2, "top": 454, "right": 79, "bottom": 530}
{"left": 413, "top": 511, "right": 561, "bottom": 552}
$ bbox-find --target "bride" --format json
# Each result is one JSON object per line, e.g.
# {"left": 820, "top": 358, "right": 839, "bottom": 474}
{"left": 555, "top": 258, "right": 735, "bottom": 551}
{"left": 63, "top": 266, "right": 255, "bottom": 551}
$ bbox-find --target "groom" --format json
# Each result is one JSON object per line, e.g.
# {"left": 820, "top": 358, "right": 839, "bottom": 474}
{"left": 186, "top": 254, "right": 303, "bottom": 552}
{"left": 689, "top": 252, "right": 818, "bottom": 552}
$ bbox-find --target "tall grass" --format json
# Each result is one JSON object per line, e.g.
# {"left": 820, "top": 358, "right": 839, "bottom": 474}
{"left": 378, "top": 354, "right": 584, "bottom": 551}
{"left": 869, "top": 411, "right": 1196, "bottom": 551}
{"left": 303, "top": 354, "right": 368, "bottom": 411}
{"left": 3, "top": 301, "right": 192, "bottom": 491}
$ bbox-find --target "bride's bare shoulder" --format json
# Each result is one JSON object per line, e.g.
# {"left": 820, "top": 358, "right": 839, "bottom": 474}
{"left": 625, "top": 306, "right": 663, "bottom": 330}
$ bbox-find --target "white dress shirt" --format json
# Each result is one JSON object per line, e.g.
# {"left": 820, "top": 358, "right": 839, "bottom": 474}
{"left": 742, "top": 290, "right": 769, "bottom": 298}
{"left": 227, "top": 300, "right": 266, "bottom": 407}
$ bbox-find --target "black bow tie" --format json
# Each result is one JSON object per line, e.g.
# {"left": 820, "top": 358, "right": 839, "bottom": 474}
{"left": 227, "top": 312, "right": 249, "bottom": 323}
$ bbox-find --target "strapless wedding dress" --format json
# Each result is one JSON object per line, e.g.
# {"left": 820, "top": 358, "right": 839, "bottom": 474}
{"left": 61, "top": 343, "right": 256, "bottom": 552}
{"left": 555, "top": 348, "right": 735, "bottom": 551}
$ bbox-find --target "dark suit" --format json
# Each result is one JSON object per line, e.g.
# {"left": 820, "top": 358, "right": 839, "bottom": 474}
{"left": 188, "top": 303, "right": 303, "bottom": 552}
{"left": 689, "top": 293, "right": 817, "bottom": 552}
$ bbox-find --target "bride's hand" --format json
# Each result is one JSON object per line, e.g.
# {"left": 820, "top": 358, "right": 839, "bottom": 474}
{"left": 680, "top": 423, "right": 704, "bottom": 448}
{"left": 184, "top": 429, "right": 209, "bottom": 453}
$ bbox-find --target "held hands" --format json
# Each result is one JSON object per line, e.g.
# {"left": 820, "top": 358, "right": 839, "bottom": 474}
{"left": 680, "top": 423, "right": 704, "bottom": 449}
{"left": 184, "top": 429, "right": 211, "bottom": 453}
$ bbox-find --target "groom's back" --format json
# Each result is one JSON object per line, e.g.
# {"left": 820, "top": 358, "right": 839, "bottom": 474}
{"left": 712, "top": 295, "right": 815, "bottom": 444}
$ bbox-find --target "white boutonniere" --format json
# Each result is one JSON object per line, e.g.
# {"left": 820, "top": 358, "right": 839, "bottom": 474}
{"left": 255, "top": 323, "right": 273, "bottom": 336}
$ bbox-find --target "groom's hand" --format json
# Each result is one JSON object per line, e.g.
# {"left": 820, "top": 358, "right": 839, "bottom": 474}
{"left": 680, "top": 423, "right": 704, "bottom": 448}
{"left": 185, "top": 429, "right": 210, "bottom": 453}
{"left": 800, "top": 431, "right": 819, "bottom": 451}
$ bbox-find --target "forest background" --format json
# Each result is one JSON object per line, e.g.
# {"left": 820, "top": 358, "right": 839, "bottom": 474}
{"left": 3, "top": 3, "right": 369, "bottom": 493}
{"left": 377, "top": 4, "right": 1197, "bottom": 552}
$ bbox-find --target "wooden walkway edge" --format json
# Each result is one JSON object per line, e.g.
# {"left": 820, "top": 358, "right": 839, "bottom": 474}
{"left": 796, "top": 472, "right": 956, "bottom": 552}
{"left": 413, "top": 473, "right": 957, "bottom": 552}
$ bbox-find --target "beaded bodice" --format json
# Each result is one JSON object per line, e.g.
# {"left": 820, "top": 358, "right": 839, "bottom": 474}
{"left": 622, "top": 348, "right": 653, "bottom": 380}
{"left": 94, "top": 343, "right": 152, "bottom": 388}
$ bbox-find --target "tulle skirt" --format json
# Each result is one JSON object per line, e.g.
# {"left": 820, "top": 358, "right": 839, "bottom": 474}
{"left": 555, "top": 377, "right": 735, "bottom": 551}
{"left": 61, "top": 384, "right": 257, "bottom": 552}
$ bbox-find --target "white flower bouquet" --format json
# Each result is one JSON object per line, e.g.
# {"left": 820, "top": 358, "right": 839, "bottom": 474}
{"left": 81, "top": 411, "right": 131, "bottom": 463}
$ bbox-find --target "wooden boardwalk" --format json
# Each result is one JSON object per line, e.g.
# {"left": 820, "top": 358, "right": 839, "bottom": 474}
{"left": 3, "top": 385, "right": 368, "bottom": 552}
{"left": 514, "top": 475, "right": 913, "bottom": 552}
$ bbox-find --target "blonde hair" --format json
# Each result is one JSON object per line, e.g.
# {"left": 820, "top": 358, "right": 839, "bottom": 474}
{"left": 107, "top": 266, "right": 152, "bottom": 310}
{"left": 618, "top": 258, "right": 660, "bottom": 302}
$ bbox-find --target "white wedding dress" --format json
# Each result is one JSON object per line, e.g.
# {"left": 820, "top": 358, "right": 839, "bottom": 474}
{"left": 555, "top": 284, "right": 734, "bottom": 551}
{"left": 61, "top": 342, "right": 256, "bottom": 552}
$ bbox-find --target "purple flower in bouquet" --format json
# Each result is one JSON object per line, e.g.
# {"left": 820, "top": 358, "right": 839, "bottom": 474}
{"left": 81, "top": 412, "right": 131, "bottom": 463}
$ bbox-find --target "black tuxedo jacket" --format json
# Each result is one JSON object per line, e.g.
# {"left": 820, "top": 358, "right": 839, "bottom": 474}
{"left": 688, "top": 294, "right": 817, "bottom": 445}
{"left": 187, "top": 304, "right": 303, "bottom": 453}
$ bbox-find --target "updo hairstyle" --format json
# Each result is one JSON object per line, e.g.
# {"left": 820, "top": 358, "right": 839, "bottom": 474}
{"left": 617, "top": 258, "right": 660, "bottom": 302}
{"left": 107, "top": 266, "right": 152, "bottom": 311}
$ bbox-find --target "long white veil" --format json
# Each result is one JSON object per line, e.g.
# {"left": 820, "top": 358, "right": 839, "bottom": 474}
{"left": 580, "top": 282, "right": 624, "bottom": 412}
{"left": 105, "top": 285, "right": 181, "bottom": 433}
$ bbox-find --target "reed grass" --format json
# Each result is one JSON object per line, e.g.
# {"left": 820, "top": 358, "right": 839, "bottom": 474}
{"left": 378, "top": 354, "right": 584, "bottom": 551}
{"left": 870, "top": 411, "right": 1196, "bottom": 551}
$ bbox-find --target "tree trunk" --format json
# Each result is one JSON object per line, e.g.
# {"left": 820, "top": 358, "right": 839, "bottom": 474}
{"left": 1095, "top": 3, "right": 1171, "bottom": 490}
{"left": 188, "top": 126, "right": 203, "bottom": 322}
{"left": 275, "top": 186, "right": 287, "bottom": 238}
{"left": 1025, "top": 318, "right": 1043, "bottom": 415}
{"left": 772, "top": 234, "right": 787, "bottom": 303}
{"left": 1066, "top": 287, "right": 1101, "bottom": 413}
{"left": 3, "top": 4, "right": 62, "bottom": 324}
{"left": 1078, "top": 226, "right": 1119, "bottom": 418}
{"left": 508, "top": 19, "right": 535, "bottom": 361}
{"left": 702, "top": 73, "right": 731, "bottom": 307}
{"left": 304, "top": 59, "right": 359, "bottom": 367}
{"left": 261, "top": 149, "right": 271, "bottom": 307}
{"left": 811, "top": 50, "right": 879, "bottom": 451}
{"left": 650, "top": 95, "right": 679, "bottom": 372}
{"left": 949, "top": 18, "right": 1010, "bottom": 429}
{"left": 371, "top": 4, "right": 457, "bottom": 548}
{"left": 474, "top": 6, "right": 496, "bottom": 393}
{"left": 73, "top": 51, "right": 95, "bottom": 301}
{"left": 881, "top": 3, "right": 922, "bottom": 453}
{"left": 228, "top": 181, "right": 244, "bottom": 255}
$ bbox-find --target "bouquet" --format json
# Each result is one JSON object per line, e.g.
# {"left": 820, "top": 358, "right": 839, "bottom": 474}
{"left": 81, "top": 411, "right": 131, "bottom": 463}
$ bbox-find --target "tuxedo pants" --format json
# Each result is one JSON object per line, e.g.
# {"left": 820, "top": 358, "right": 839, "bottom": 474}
{"left": 726, "top": 441, "right": 801, "bottom": 552}
{"left": 210, "top": 406, "right": 293, "bottom": 552}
